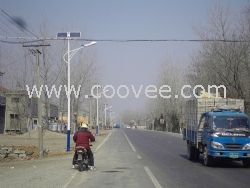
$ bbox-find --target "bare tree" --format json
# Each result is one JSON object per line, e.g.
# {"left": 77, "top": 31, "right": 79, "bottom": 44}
{"left": 37, "top": 18, "right": 61, "bottom": 127}
{"left": 71, "top": 48, "right": 99, "bottom": 118}
{"left": 145, "top": 56, "right": 186, "bottom": 132}
{"left": 187, "top": 2, "right": 250, "bottom": 103}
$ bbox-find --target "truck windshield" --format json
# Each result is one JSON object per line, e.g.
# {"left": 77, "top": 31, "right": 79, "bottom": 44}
{"left": 212, "top": 116, "right": 250, "bottom": 130}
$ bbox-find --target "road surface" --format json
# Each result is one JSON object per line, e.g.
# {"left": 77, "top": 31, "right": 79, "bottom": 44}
{"left": 1, "top": 128, "right": 249, "bottom": 188}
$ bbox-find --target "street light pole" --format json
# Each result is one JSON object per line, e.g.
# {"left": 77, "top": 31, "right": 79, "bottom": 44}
{"left": 105, "top": 105, "right": 106, "bottom": 130}
{"left": 57, "top": 31, "right": 96, "bottom": 152}
{"left": 109, "top": 111, "right": 115, "bottom": 128}
{"left": 96, "top": 87, "right": 100, "bottom": 135}
{"left": 104, "top": 104, "right": 112, "bottom": 130}
{"left": 95, "top": 89, "right": 108, "bottom": 135}
{"left": 88, "top": 95, "right": 93, "bottom": 132}
{"left": 96, "top": 89, "right": 108, "bottom": 135}
{"left": 66, "top": 38, "right": 71, "bottom": 151}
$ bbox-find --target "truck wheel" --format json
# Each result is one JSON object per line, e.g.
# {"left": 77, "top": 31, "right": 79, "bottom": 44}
{"left": 187, "top": 142, "right": 195, "bottom": 160}
{"left": 242, "top": 159, "right": 250, "bottom": 168}
{"left": 194, "top": 148, "right": 200, "bottom": 161}
{"left": 203, "top": 147, "right": 213, "bottom": 166}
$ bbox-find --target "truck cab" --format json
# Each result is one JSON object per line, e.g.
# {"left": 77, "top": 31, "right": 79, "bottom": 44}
{"left": 198, "top": 108, "right": 250, "bottom": 167}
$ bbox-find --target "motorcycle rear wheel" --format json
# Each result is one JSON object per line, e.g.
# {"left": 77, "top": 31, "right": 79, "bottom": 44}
{"left": 78, "top": 160, "right": 83, "bottom": 172}
{"left": 84, "top": 154, "right": 88, "bottom": 171}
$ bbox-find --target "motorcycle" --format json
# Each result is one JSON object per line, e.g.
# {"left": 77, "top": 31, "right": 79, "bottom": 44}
{"left": 74, "top": 146, "right": 89, "bottom": 172}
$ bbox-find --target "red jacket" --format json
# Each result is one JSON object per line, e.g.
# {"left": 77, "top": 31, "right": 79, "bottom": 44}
{"left": 73, "top": 129, "right": 95, "bottom": 148}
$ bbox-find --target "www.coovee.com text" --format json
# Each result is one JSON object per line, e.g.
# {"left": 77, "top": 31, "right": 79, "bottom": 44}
{"left": 25, "top": 84, "right": 226, "bottom": 99}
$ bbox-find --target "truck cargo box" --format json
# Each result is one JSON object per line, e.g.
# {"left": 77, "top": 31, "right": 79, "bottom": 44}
{"left": 185, "top": 98, "right": 244, "bottom": 130}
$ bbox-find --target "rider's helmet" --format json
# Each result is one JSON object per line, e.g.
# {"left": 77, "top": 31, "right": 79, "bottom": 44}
{"left": 80, "top": 123, "right": 88, "bottom": 129}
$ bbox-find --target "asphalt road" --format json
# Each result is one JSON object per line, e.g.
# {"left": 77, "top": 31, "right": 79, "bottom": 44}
{"left": 1, "top": 128, "right": 250, "bottom": 188}
{"left": 123, "top": 128, "right": 250, "bottom": 188}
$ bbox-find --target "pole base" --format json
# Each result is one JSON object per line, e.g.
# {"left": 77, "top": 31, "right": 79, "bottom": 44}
{"left": 96, "top": 125, "right": 99, "bottom": 135}
{"left": 66, "top": 130, "right": 71, "bottom": 152}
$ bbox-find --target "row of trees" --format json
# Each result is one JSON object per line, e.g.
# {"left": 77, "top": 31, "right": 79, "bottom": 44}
{"left": 122, "top": 3, "right": 250, "bottom": 133}
{"left": 0, "top": 17, "right": 100, "bottom": 127}
{"left": 187, "top": 3, "right": 250, "bottom": 113}
{"left": 143, "top": 58, "right": 186, "bottom": 133}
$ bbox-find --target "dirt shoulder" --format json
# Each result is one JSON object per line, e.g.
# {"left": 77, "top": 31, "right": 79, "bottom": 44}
{"left": 0, "top": 129, "right": 113, "bottom": 162}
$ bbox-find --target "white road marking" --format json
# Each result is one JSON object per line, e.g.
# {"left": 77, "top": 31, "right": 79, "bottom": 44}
{"left": 95, "top": 132, "right": 112, "bottom": 152}
{"left": 62, "top": 173, "right": 78, "bottom": 188}
{"left": 122, "top": 130, "right": 136, "bottom": 152}
{"left": 167, "top": 141, "right": 172, "bottom": 143}
{"left": 144, "top": 166, "right": 162, "bottom": 188}
{"left": 137, "top": 155, "right": 142, "bottom": 159}
{"left": 164, "top": 132, "right": 182, "bottom": 138}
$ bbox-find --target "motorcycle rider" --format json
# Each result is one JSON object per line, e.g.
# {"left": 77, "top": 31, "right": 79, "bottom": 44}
{"left": 72, "top": 123, "right": 96, "bottom": 170}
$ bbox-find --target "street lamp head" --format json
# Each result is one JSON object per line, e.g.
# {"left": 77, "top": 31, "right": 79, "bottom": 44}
{"left": 81, "top": 41, "right": 97, "bottom": 47}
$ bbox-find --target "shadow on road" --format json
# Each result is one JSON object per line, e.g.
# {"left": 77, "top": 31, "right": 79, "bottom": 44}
{"left": 179, "top": 154, "right": 246, "bottom": 168}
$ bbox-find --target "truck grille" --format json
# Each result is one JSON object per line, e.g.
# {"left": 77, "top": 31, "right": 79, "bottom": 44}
{"left": 225, "top": 144, "right": 242, "bottom": 150}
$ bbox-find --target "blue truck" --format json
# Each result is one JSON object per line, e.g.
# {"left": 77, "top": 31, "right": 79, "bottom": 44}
{"left": 183, "top": 98, "right": 250, "bottom": 167}
{"left": 114, "top": 124, "right": 120, "bottom": 129}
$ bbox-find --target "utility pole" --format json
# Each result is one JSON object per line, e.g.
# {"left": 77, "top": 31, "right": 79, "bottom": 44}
{"left": 23, "top": 44, "right": 50, "bottom": 159}
{"left": 104, "top": 105, "right": 112, "bottom": 130}
{"left": 88, "top": 95, "right": 93, "bottom": 132}
{"left": 101, "top": 109, "right": 104, "bottom": 130}
{"left": 104, "top": 104, "right": 107, "bottom": 130}
{"left": 35, "top": 47, "right": 43, "bottom": 159}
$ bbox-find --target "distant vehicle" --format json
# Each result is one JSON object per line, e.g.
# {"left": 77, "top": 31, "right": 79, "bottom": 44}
{"left": 114, "top": 124, "right": 120, "bottom": 129}
{"left": 126, "top": 126, "right": 131, "bottom": 129}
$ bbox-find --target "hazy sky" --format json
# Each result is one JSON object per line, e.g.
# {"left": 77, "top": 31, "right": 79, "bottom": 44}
{"left": 1, "top": 0, "right": 249, "bottom": 116}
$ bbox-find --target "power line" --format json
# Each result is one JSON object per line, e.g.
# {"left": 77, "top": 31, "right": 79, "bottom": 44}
{"left": 1, "top": 36, "right": 250, "bottom": 43}
{"left": 0, "top": 8, "right": 63, "bottom": 68}
{"left": 0, "top": 39, "right": 45, "bottom": 44}
{"left": 76, "top": 38, "right": 250, "bottom": 43}
{"left": 0, "top": 26, "right": 10, "bottom": 36}
{"left": 1, "top": 8, "right": 38, "bottom": 38}
{"left": 0, "top": 18, "right": 19, "bottom": 37}
{"left": 0, "top": 8, "right": 50, "bottom": 46}
{"left": 0, "top": 7, "right": 65, "bottom": 61}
